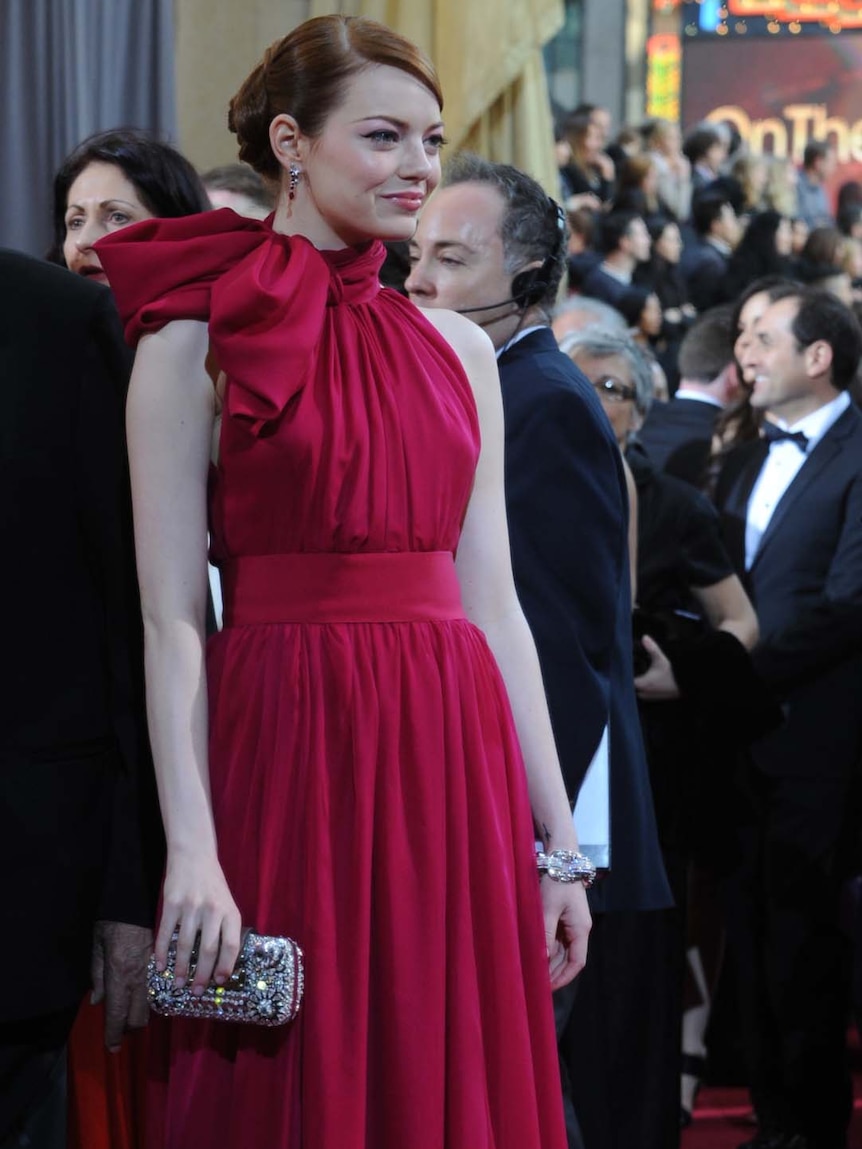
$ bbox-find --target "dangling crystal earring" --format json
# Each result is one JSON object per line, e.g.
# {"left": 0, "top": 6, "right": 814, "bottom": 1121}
{"left": 288, "top": 165, "right": 301, "bottom": 201}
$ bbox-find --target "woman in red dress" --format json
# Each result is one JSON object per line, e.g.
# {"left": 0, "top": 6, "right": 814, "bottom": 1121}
{"left": 97, "top": 16, "right": 591, "bottom": 1148}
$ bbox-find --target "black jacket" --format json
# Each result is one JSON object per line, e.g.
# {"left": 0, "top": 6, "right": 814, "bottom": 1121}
{"left": 715, "top": 405, "right": 862, "bottom": 781}
{"left": 638, "top": 394, "right": 722, "bottom": 487}
{"left": 498, "top": 328, "right": 669, "bottom": 912}
{"left": 0, "top": 250, "right": 161, "bottom": 1020}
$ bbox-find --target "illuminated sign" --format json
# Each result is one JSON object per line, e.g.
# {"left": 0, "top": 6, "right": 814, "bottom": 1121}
{"left": 683, "top": 33, "right": 862, "bottom": 196}
{"left": 727, "top": 0, "right": 862, "bottom": 26}
{"left": 705, "top": 102, "right": 862, "bottom": 163}
{"left": 647, "top": 34, "right": 682, "bottom": 120}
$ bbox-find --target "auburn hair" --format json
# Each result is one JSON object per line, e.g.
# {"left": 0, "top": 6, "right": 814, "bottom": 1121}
{"left": 229, "top": 15, "right": 443, "bottom": 179}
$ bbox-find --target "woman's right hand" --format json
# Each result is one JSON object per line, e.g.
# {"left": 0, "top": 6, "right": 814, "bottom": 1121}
{"left": 154, "top": 848, "right": 243, "bottom": 994}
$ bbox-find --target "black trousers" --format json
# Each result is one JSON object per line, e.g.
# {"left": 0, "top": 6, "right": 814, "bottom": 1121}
{"left": 558, "top": 908, "right": 683, "bottom": 1149}
{"left": 554, "top": 980, "right": 586, "bottom": 1149}
{"left": 723, "top": 768, "right": 855, "bottom": 1149}
{"left": 0, "top": 1008, "right": 78, "bottom": 1149}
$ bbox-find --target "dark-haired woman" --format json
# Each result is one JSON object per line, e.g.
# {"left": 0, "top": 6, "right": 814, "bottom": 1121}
{"left": 563, "top": 329, "right": 770, "bottom": 1133}
{"left": 721, "top": 210, "right": 794, "bottom": 301}
{"left": 51, "top": 127, "right": 210, "bottom": 276}
{"left": 560, "top": 109, "right": 615, "bottom": 206}
{"left": 636, "top": 216, "right": 696, "bottom": 392}
{"left": 95, "top": 15, "right": 587, "bottom": 1149}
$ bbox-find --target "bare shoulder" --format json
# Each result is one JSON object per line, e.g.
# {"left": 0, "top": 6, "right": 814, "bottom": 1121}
{"left": 140, "top": 318, "right": 209, "bottom": 358}
{"left": 415, "top": 306, "right": 497, "bottom": 379}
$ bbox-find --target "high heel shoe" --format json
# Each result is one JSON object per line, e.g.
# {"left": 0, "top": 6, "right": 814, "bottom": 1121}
{"left": 680, "top": 1052, "right": 707, "bottom": 1128}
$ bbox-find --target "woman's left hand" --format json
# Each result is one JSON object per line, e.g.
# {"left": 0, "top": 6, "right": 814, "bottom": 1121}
{"left": 541, "top": 876, "right": 592, "bottom": 990}
{"left": 634, "top": 635, "right": 680, "bottom": 700}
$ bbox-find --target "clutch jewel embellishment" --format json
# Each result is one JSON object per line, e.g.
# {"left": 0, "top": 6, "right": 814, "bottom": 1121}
{"left": 147, "top": 929, "right": 304, "bottom": 1027}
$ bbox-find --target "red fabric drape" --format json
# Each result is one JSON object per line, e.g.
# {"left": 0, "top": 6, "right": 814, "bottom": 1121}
{"left": 67, "top": 1001, "right": 150, "bottom": 1149}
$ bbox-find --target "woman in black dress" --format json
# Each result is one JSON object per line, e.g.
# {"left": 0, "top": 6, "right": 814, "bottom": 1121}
{"left": 562, "top": 327, "right": 777, "bottom": 1131}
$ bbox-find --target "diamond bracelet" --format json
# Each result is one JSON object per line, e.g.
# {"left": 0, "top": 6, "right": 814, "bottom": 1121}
{"left": 536, "top": 848, "right": 597, "bottom": 887}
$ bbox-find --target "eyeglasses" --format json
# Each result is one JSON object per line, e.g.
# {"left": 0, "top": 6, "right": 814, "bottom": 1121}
{"left": 591, "top": 376, "right": 637, "bottom": 403}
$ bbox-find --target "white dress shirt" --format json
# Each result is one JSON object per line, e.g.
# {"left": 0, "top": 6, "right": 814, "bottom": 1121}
{"left": 745, "top": 391, "right": 850, "bottom": 569}
{"left": 495, "top": 324, "right": 545, "bottom": 360}
{"left": 674, "top": 388, "right": 723, "bottom": 408}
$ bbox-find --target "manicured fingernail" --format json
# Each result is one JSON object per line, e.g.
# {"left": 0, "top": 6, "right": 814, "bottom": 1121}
{"left": 175, "top": 976, "right": 186, "bottom": 988}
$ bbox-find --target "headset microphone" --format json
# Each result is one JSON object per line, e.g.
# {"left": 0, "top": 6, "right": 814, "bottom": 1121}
{"left": 455, "top": 298, "right": 519, "bottom": 315}
{"left": 454, "top": 197, "right": 567, "bottom": 323}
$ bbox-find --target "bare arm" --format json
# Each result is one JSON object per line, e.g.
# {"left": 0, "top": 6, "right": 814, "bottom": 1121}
{"left": 126, "top": 320, "right": 241, "bottom": 990}
{"left": 424, "top": 309, "right": 591, "bottom": 988}
{"left": 692, "top": 574, "right": 759, "bottom": 650}
{"left": 636, "top": 574, "right": 759, "bottom": 699}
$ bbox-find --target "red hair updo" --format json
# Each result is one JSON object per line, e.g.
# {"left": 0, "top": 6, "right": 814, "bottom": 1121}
{"left": 228, "top": 15, "right": 443, "bottom": 180}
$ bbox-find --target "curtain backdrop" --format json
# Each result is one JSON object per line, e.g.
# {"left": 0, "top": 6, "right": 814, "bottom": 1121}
{"left": 0, "top": 0, "right": 176, "bottom": 257}
{"left": 310, "top": 0, "right": 564, "bottom": 196}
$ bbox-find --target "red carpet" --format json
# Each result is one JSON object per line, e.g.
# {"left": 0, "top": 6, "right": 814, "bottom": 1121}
{"left": 683, "top": 1048, "right": 862, "bottom": 1149}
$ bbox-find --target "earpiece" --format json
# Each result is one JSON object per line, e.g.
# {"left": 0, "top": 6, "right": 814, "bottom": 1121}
{"left": 510, "top": 198, "right": 567, "bottom": 309}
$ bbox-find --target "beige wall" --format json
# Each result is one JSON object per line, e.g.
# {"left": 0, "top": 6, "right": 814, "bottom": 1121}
{"left": 174, "top": 0, "right": 309, "bottom": 173}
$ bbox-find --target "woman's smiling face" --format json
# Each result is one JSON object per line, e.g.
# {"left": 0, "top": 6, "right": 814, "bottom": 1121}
{"left": 274, "top": 64, "right": 445, "bottom": 249}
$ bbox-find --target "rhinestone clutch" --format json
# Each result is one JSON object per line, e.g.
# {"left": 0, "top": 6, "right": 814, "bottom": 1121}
{"left": 147, "top": 929, "right": 304, "bottom": 1026}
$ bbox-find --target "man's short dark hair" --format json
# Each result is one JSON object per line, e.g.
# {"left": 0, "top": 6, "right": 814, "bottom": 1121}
{"left": 708, "top": 174, "right": 744, "bottom": 217}
{"left": 599, "top": 212, "right": 641, "bottom": 256}
{"left": 683, "top": 125, "right": 722, "bottom": 168}
{"left": 787, "top": 288, "right": 862, "bottom": 391}
{"left": 443, "top": 153, "right": 566, "bottom": 315}
{"left": 691, "top": 191, "right": 733, "bottom": 238}
{"left": 803, "top": 140, "right": 832, "bottom": 171}
{"left": 678, "top": 304, "right": 735, "bottom": 381}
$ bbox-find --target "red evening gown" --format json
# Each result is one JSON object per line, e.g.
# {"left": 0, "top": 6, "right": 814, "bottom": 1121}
{"left": 98, "top": 210, "right": 568, "bottom": 1149}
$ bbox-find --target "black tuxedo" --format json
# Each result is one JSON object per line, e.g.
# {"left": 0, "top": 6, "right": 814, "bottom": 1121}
{"left": 679, "top": 239, "right": 728, "bottom": 312}
{"left": 0, "top": 251, "right": 161, "bottom": 1137}
{"left": 498, "top": 327, "right": 668, "bottom": 913}
{"left": 715, "top": 404, "right": 862, "bottom": 1147}
{"left": 638, "top": 394, "right": 722, "bottom": 487}
{"left": 716, "top": 405, "right": 862, "bottom": 776}
{"left": 498, "top": 328, "right": 670, "bottom": 1149}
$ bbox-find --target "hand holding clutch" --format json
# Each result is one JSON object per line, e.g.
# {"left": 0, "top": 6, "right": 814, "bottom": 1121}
{"left": 147, "top": 929, "right": 304, "bottom": 1027}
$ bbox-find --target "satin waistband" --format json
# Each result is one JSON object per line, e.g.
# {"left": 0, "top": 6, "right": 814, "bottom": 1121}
{"left": 220, "top": 551, "right": 466, "bottom": 626}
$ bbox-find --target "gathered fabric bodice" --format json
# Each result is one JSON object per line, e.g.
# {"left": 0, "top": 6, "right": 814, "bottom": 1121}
{"left": 97, "top": 209, "right": 480, "bottom": 561}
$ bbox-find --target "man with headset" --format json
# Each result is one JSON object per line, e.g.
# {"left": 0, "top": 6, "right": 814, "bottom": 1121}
{"left": 407, "top": 157, "right": 671, "bottom": 1149}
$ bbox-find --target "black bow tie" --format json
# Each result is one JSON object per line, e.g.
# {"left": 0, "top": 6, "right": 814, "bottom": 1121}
{"left": 763, "top": 423, "right": 809, "bottom": 453}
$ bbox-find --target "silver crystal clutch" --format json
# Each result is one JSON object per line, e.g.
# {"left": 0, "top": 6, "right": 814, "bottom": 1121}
{"left": 147, "top": 929, "right": 304, "bottom": 1027}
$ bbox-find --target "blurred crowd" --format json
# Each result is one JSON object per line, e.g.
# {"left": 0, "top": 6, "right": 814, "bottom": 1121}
{"left": 555, "top": 103, "right": 862, "bottom": 398}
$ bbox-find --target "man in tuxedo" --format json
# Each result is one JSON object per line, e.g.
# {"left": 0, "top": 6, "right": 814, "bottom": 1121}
{"left": 715, "top": 288, "right": 862, "bottom": 1149}
{"left": 0, "top": 250, "right": 161, "bottom": 1147}
{"left": 406, "top": 155, "right": 670, "bottom": 1149}
{"left": 680, "top": 190, "right": 740, "bottom": 313}
{"left": 639, "top": 304, "right": 736, "bottom": 485}
{"left": 580, "top": 211, "right": 659, "bottom": 326}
